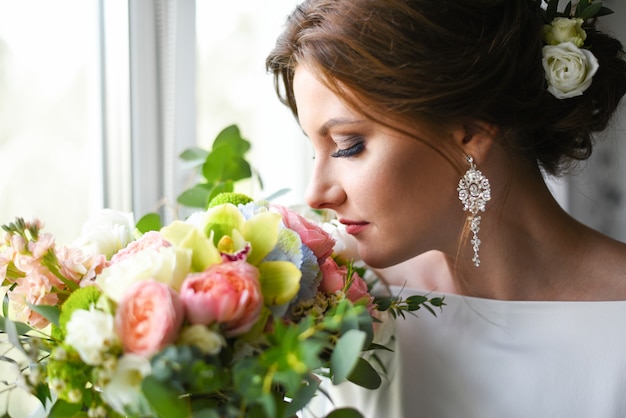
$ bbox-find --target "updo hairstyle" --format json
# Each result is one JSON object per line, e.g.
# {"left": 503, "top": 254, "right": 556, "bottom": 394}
{"left": 266, "top": 0, "right": 626, "bottom": 175}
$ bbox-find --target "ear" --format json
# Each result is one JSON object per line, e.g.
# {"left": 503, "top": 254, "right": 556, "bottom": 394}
{"left": 450, "top": 120, "right": 498, "bottom": 164}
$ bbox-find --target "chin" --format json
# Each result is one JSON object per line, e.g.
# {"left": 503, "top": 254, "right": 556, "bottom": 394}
{"left": 358, "top": 249, "right": 402, "bottom": 270}
{"left": 359, "top": 245, "right": 427, "bottom": 270}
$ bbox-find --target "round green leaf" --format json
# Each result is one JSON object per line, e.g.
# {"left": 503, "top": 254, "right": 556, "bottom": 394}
{"left": 331, "top": 329, "right": 366, "bottom": 384}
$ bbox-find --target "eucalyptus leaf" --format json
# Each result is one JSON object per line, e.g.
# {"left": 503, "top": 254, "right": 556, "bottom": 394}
{"left": 136, "top": 212, "right": 162, "bottom": 233}
{"left": 2, "top": 291, "right": 9, "bottom": 318}
{"left": 177, "top": 185, "right": 213, "bottom": 208}
{"left": 347, "top": 357, "right": 382, "bottom": 390}
{"left": 203, "top": 149, "right": 251, "bottom": 184}
{"left": 330, "top": 329, "right": 366, "bottom": 384}
{"left": 325, "top": 408, "right": 366, "bottom": 418}
{"left": 596, "top": 6, "right": 614, "bottom": 17}
{"left": 5, "top": 319, "right": 27, "bottom": 357}
{"left": 580, "top": 2, "right": 602, "bottom": 19}
{"left": 179, "top": 146, "right": 209, "bottom": 163}
{"left": 34, "top": 382, "right": 52, "bottom": 408}
{"left": 284, "top": 374, "right": 321, "bottom": 416}
{"left": 213, "top": 124, "right": 251, "bottom": 155}
{"left": 48, "top": 399, "right": 86, "bottom": 418}
{"left": 27, "top": 303, "right": 60, "bottom": 327}
{"left": 574, "top": 0, "right": 590, "bottom": 17}
{"left": 0, "top": 316, "right": 33, "bottom": 335}
{"left": 142, "top": 375, "right": 190, "bottom": 418}
{"left": 373, "top": 297, "right": 392, "bottom": 311}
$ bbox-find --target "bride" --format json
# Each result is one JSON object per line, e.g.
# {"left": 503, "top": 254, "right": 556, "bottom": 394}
{"left": 266, "top": 0, "right": 626, "bottom": 416}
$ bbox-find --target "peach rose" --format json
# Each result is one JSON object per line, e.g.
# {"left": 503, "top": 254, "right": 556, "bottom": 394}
{"left": 115, "top": 279, "right": 184, "bottom": 357}
{"left": 272, "top": 205, "right": 335, "bottom": 262}
{"left": 179, "top": 261, "right": 262, "bottom": 337}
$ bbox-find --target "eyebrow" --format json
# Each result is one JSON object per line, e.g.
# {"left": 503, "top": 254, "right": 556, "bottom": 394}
{"left": 318, "top": 118, "right": 367, "bottom": 136}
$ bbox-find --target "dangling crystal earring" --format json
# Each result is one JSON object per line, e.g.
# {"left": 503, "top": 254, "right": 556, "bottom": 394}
{"left": 457, "top": 155, "right": 491, "bottom": 267}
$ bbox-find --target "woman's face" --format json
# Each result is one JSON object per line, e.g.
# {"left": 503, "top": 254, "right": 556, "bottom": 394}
{"left": 293, "top": 66, "right": 465, "bottom": 268}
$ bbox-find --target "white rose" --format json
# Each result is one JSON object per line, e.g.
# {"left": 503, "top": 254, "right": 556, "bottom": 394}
{"left": 72, "top": 209, "right": 136, "bottom": 259}
{"left": 95, "top": 246, "right": 191, "bottom": 302}
{"left": 542, "top": 42, "right": 599, "bottom": 99}
{"left": 101, "top": 354, "right": 153, "bottom": 416}
{"left": 543, "top": 17, "right": 586, "bottom": 47}
{"left": 321, "top": 220, "right": 360, "bottom": 262}
{"left": 65, "top": 306, "right": 118, "bottom": 366}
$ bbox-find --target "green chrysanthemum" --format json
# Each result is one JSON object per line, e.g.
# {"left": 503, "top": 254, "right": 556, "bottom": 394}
{"left": 52, "top": 286, "right": 103, "bottom": 340}
{"left": 208, "top": 192, "right": 253, "bottom": 208}
{"left": 46, "top": 348, "right": 92, "bottom": 404}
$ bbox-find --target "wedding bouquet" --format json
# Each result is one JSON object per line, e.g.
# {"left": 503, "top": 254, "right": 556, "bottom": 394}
{"left": 0, "top": 192, "right": 443, "bottom": 418}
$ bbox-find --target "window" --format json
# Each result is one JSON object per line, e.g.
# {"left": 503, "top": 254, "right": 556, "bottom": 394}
{"left": 0, "top": 0, "right": 103, "bottom": 244}
{"left": 196, "top": 0, "right": 310, "bottom": 206}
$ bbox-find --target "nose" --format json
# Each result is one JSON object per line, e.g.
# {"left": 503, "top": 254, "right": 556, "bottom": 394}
{"left": 304, "top": 158, "right": 346, "bottom": 210}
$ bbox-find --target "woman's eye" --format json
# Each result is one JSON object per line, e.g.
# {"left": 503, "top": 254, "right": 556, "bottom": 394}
{"left": 330, "top": 142, "right": 365, "bottom": 158}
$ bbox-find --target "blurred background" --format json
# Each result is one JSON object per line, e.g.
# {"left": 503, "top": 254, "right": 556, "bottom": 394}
{"left": 0, "top": 0, "right": 624, "bottom": 239}
{"left": 0, "top": 0, "right": 624, "bottom": 415}
{"left": 0, "top": 0, "right": 306, "bottom": 246}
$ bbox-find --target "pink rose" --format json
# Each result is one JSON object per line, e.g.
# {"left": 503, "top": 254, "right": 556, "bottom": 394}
{"left": 179, "top": 261, "right": 262, "bottom": 337}
{"left": 320, "top": 258, "right": 374, "bottom": 311}
{"left": 346, "top": 271, "right": 374, "bottom": 311}
{"left": 115, "top": 279, "right": 184, "bottom": 357}
{"left": 109, "top": 231, "right": 171, "bottom": 264}
{"left": 272, "top": 205, "right": 335, "bottom": 262}
{"left": 319, "top": 257, "right": 345, "bottom": 294}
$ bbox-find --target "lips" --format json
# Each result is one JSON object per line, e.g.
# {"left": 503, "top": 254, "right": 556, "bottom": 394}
{"left": 339, "top": 219, "right": 369, "bottom": 235}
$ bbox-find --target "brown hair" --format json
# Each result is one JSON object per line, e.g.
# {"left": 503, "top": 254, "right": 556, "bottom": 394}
{"left": 266, "top": 0, "right": 626, "bottom": 174}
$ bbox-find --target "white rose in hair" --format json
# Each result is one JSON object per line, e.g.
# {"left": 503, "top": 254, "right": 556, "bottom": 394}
{"left": 543, "top": 17, "right": 586, "bottom": 47}
{"left": 542, "top": 41, "right": 599, "bottom": 99}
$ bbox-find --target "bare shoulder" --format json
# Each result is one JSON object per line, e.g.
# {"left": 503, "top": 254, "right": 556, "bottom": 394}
{"left": 574, "top": 233, "right": 626, "bottom": 301}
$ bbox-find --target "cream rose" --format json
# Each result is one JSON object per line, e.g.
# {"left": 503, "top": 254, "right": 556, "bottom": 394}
{"left": 95, "top": 246, "right": 191, "bottom": 302}
{"left": 72, "top": 209, "right": 136, "bottom": 259}
{"left": 543, "top": 17, "right": 586, "bottom": 47}
{"left": 542, "top": 42, "right": 599, "bottom": 99}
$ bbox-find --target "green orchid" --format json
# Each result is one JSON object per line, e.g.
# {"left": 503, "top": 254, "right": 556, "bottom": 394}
{"left": 164, "top": 201, "right": 302, "bottom": 307}
{"left": 160, "top": 220, "right": 221, "bottom": 272}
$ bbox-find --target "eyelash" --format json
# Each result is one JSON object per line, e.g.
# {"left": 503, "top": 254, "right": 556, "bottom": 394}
{"left": 330, "top": 141, "right": 365, "bottom": 158}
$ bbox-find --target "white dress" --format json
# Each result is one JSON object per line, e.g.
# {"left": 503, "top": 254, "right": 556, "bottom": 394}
{"left": 303, "top": 286, "right": 626, "bottom": 418}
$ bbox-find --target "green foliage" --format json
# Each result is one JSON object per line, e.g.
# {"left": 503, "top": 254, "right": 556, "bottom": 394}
{"left": 134, "top": 299, "right": 375, "bottom": 418}
{"left": 375, "top": 290, "right": 445, "bottom": 320}
{"left": 142, "top": 375, "right": 192, "bottom": 418}
{"left": 181, "top": 124, "right": 255, "bottom": 209}
{"left": 55, "top": 286, "right": 103, "bottom": 339}
{"left": 137, "top": 124, "right": 259, "bottom": 233}
{"left": 0, "top": 315, "right": 31, "bottom": 335}
{"left": 541, "top": 0, "right": 613, "bottom": 22}
{"left": 136, "top": 212, "right": 162, "bottom": 233}
{"left": 326, "top": 408, "right": 367, "bottom": 418}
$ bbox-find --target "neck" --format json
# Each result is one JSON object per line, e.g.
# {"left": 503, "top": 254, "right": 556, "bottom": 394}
{"left": 448, "top": 160, "right": 626, "bottom": 301}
